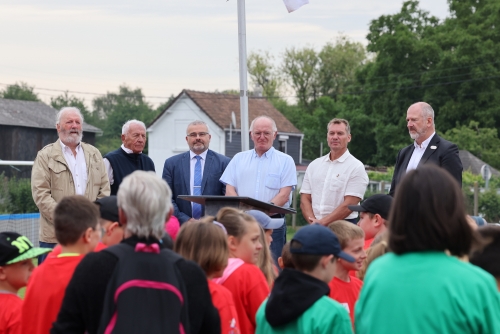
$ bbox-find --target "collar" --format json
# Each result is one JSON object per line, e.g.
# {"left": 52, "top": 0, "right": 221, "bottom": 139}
{"left": 190, "top": 149, "right": 208, "bottom": 160}
{"left": 253, "top": 146, "right": 275, "bottom": 158}
{"left": 323, "top": 149, "right": 350, "bottom": 163}
{"left": 414, "top": 132, "right": 435, "bottom": 149}
{"left": 121, "top": 144, "right": 137, "bottom": 154}
{"left": 59, "top": 139, "right": 82, "bottom": 152}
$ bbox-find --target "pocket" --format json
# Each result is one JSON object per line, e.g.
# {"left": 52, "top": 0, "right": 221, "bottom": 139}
{"left": 265, "top": 174, "right": 281, "bottom": 190}
{"left": 48, "top": 160, "right": 67, "bottom": 190}
{"left": 329, "top": 174, "right": 346, "bottom": 191}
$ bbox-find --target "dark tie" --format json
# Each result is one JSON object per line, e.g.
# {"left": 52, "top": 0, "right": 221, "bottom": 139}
{"left": 192, "top": 155, "right": 202, "bottom": 219}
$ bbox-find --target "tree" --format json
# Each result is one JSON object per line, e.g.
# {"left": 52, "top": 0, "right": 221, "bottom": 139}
{"left": 50, "top": 92, "right": 100, "bottom": 127}
{"left": 1, "top": 82, "right": 40, "bottom": 101}
{"left": 247, "top": 51, "right": 282, "bottom": 99}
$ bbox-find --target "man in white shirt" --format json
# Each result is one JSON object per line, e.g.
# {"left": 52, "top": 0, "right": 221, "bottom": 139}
{"left": 31, "top": 107, "right": 110, "bottom": 263}
{"left": 389, "top": 102, "right": 462, "bottom": 196}
{"left": 300, "top": 118, "right": 368, "bottom": 225}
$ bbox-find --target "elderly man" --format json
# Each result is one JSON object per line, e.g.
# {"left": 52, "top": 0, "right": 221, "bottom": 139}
{"left": 31, "top": 107, "right": 110, "bottom": 263}
{"left": 103, "top": 119, "right": 155, "bottom": 195}
{"left": 389, "top": 102, "right": 462, "bottom": 196}
{"left": 52, "top": 171, "right": 220, "bottom": 334}
{"left": 220, "top": 116, "right": 297, "bottom": 260}
{"left": 162, "top": 120, "right": 230, "bottom": 224}
{"left": 300, "top": 118, "right": 368, "bottom": 225}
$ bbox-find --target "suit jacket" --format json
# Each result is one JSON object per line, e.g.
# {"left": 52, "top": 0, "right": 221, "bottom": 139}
{"left": 162, "top": 150, "right": 231, "bottom": 224}
{"left": 389, "top": 134, "right": 462, "bottom": 196}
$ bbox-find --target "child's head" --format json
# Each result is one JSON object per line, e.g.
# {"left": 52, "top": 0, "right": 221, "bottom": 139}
{"left": 95, "top": 196, "right": 124, "bottom": 246}
{"left": 55, "top": 195, "right": 101, "bottom": 253}
{"left": 246, "top": 210, "right": 283, "bottom": 247}
{"left": 0, "top": 232, "right": 51, "bottom": 292}
{"left": 357, "top": 232, "right": 389, "bottom": 281}
{"left": 328, "top": 220, "right": 367, "bottom": 272}
{"left": 278, "top": 241, "right": 294, "bottom": 270}
{"left": 174, "top": 220, "right": 228, "bottom": 278}
{"left": 470, "top": 225, "right": 500, "bottom": 290}
{"left": 290, "top": 224, "right": 355, "bottom": 284}
{"left": 216, "top": 207, "right": 262, "bottom": 264}
{"left": 348, "top": 194, "right": 392, "bottom": 240}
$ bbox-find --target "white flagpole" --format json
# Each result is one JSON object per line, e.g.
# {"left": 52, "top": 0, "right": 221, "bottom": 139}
{"left": 237, "top": 0, "right": 250, "bottom": 151}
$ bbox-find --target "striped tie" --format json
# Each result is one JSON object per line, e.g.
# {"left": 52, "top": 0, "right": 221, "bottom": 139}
{"left": 192, "top": 155, "right": 202, "bottom": 219}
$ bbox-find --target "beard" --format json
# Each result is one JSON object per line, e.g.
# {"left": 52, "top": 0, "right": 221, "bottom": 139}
{"left": 409, "top": 128, "right": 426, "bottom": 140}
{"left": 60, "top": 128, "right": 83, "bottom": 145}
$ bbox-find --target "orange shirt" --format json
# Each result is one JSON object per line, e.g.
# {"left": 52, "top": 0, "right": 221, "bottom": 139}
{"left": 0, "top": 293, "right": 22, "bottom": 334}
{"left": 208, "top": 280, "right": 240, "bottom": 334}
{"left": 364, "top": 238, "right": 374, "bottom": 250}
{"left": 21, "top": 254, "right": 84, "bottom": 334}
{"left": 328, "top": 275, "right": 363, "bottom": 325}
{"left": 221, "top": 264, "right": 269, "bottom": 334}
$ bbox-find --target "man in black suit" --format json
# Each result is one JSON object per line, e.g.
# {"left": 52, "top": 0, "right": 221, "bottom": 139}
{"left": 162, "top": 120, "right": 230, "bottom": 224}
{"left": 389, "top": 102, "right": 462, "bottom": 196}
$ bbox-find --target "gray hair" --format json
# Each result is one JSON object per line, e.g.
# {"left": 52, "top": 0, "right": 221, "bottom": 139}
{"left": 420, "top": 103, "right": 435, "bottom": 125}
{"left": 249, "top": 116, "right": 277, "bottom": 132}
{"left": 122, "top": 119, "right": 146, "bottom": 135}
{"left": 117, "top": 171, "right": 172, "bottom": 239}
{"left": 186, "top": 120, "right": 210, "bottom": 134}
{"left": 327, "top": 118, "right": 351, "bottom": 135}
{"left": 56, "top": 107, "right": 84, "bottom": 126}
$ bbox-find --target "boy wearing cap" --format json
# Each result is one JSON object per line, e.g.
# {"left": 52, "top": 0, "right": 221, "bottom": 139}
{"left": 95, "top": 195, "right": 124, "bottom": 250}
{"left": 21, "top": 196, "right": 101, "bottom": 334}
{"left": 0, "top": 232, "right": 51, "bottom": 334}
{"left": 348, "top": 194, "right": 392, "bottom": 249}
{"left": 255, "top": 224, "right": 353, "bottom": 334}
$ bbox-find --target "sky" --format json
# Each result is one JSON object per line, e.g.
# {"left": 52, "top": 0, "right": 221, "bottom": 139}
{"left": 0, "top": 0, "right": 449, "bottom": 108}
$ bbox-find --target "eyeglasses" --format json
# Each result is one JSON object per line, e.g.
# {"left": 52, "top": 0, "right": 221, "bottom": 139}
{"left": 187, "top": 132, "right": 209, "bottom": 138}
{"left": 252, "top": 131, "right": 274, "bottom": 138}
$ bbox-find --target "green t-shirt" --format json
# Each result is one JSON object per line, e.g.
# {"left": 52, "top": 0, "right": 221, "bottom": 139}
{"left": 355, "top": 252, "right": 500, "bottom": 334}
{"left": 256, "top": 296, "right": 353, "bottom": 334}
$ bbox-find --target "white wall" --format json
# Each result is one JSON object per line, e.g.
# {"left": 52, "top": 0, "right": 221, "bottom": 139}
{"left": 147, "top": 93, "right": 226, "bottom": 177}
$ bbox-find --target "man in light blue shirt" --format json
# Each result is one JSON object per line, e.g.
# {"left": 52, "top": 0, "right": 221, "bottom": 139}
{"left": 220, "top": 116, "right": 297, "bottom": 260}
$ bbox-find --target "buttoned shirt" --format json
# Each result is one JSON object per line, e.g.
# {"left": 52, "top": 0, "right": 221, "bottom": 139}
{"left": 103, "top": 144, "right": 135, "bottom": 185}
{"left": 59, "top": 140, "right": 87, "bottom": 195}
{"left": 406, "top": 132, "right": 436, "bottom": 172}
{"left": 220, "top": 147, "right": 297, "bottom": 208}
{"left": 300, "top": 150, "right": 368, "bottom": 220}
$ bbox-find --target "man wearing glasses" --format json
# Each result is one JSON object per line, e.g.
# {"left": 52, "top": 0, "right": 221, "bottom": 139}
{"left": 162, "top": 120, "right": 231, "bottom": 224}
{"left": 220, "top": 116, "right": 297, "bottom": 260}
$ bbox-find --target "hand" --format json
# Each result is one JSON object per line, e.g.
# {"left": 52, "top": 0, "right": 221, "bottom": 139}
{"left": 308, "top": 217, "right": 321, "bottom": 224}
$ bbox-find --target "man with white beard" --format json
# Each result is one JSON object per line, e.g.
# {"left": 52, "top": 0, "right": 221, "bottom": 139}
{"left": 31, "top": 107, "right": 110, "bottom": 263}
{"left": 388, "top": 102, "right": 462, "bottom": 196}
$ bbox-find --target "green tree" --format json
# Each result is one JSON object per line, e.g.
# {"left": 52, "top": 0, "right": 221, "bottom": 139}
{"left": 50, "top": 92, "right": 101, "bottom": 128}
{"left": 1, "top": 82, "right": 40, "bottom": 101}
{"left": 247, "top": 51, "right": 282, "bottom": 99}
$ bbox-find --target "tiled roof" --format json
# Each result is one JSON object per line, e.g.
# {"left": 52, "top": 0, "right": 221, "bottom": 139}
{"left": 150, "top": 89, "right": 302, "bottom": 134}
{"left": 459, "top": 150, "right": 500, "bottom": 176}
{"left": 0, "top": 98, "right": 101, "bottom": 133}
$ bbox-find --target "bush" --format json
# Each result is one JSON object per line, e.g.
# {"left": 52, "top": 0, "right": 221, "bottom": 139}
{"left": 0, "top": 174, "right": 38, "bottom": 214}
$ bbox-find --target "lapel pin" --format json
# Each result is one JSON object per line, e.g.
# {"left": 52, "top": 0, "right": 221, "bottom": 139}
{"left": 430, "top": 146, "right": 437, "bottom": 150}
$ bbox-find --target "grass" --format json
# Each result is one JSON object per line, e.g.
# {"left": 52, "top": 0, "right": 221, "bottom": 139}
{"left": 286, "top": 225, "right": 298, "bottom": 242}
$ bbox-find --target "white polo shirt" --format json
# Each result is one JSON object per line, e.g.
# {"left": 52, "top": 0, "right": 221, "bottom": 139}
{"left": 300, "top": 149, "right": 368, "bottom": 220}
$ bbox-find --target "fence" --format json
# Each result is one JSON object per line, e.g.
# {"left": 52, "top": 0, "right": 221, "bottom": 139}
{"left": 0, "top": 213, "right": 39, "bottom": 245}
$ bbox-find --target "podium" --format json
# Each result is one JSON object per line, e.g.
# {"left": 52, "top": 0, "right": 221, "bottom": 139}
{"left": 178, "top": 195, "right": 296, "bottom": 217}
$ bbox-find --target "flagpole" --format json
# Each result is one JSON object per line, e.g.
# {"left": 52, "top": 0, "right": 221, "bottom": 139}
{"left": 237, "top": 0, "right": 250, "bottom": 151}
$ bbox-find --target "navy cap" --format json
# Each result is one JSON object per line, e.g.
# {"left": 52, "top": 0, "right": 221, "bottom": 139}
{"left": 291, "top": 224, "right": 355, "bottom": 262}
{"left": 348, "top": 194, "right": 393, "bottom": 220}
{"left": 246, "top": 210, "right": 284, "bottom": 229}
{"left": 95, "top": 196, "right": 119, "bottom": 223}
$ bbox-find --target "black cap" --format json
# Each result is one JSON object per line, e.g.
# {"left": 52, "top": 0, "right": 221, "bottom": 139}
{"left": 0, "top": 232, "right": 51, "bottom": 266}
{"left": 348, "top": 194, "right": 393, "bottom": 220}
{"left": 95, "top": 196, "right": 119, "bottom": 222}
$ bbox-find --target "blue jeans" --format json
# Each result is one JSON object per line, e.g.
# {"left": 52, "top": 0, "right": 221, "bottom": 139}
{"left": 270, "top": 221, "right": 287, "bottom": 263}
{"left": 38, "top": 242, "right": 56, "bottom": 265}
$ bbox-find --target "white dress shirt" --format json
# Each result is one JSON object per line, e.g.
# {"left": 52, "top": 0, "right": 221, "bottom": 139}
{"left": 60, "top": 140, "right": 87, "bottom": 195}
{"left": 103, "top": 144, "right": 134, "bottom": 185}
{"left": 406, "top": 132, "right": 436, "bottom": 172}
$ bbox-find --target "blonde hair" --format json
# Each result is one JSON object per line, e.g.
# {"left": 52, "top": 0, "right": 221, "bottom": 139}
{"left": 174, "top": 220, "right": 228, "bottom": 276}
{"left": 327, "top": 220, "right": 365, "bottom": 248}
{"left": 216, "top": 207, "right": 257, "bottom": 240}
{"left": 257, "top": 226, "right": 276, "bottom": 288}
{"left": 357, "top": 233, "right": 389, "bottom": 281}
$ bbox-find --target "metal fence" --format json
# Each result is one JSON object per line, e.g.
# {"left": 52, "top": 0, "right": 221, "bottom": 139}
{"left": 0, "top": 213, "right": 39, "bottom": 245}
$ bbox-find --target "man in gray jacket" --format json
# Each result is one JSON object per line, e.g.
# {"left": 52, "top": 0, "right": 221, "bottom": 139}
{"left": 31, "top": 107, "right": 110, "bottom": 263}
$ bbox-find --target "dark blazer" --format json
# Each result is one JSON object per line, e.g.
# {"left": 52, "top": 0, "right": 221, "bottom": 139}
{"left": 162, "top": 149, "right": 231, "bottom": 224}
{"left": 389, "top": 134, "right": 463, "bottom": 196}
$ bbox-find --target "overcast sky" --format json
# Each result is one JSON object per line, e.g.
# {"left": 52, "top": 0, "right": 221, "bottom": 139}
{"left": 0, "top": 0, "right": 449, "bottom": 107}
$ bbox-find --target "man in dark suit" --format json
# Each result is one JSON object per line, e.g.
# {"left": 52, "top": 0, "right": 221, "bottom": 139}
{"left": 389, "top": 102, "right": 462, "bottom": 196}
{"left": 162, "top": 120, "right": 230, "bottom": 224}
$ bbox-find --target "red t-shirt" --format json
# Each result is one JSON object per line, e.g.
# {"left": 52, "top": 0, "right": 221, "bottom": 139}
{"left": 208, "top": 280, "right": 240, "bottom": 334}
{"left": 51, "top": 242, "right": 106, "bottom": 257}
{"left": 364, "top": 238, "right": 374, "bottom": 249}
{"left": 0, "top": 293, "right": 22, "bottom": 334}
{"left": 328, "top": 275, "right": 363, "bottom": 325}
{"left": 21, "top": 254, "right": 84, "bottom": 334}
{"left": 221, "top": 263, "right": 269, "bottom": 334}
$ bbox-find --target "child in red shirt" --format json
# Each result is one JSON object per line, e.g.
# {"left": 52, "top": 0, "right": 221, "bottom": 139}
{"left": 0, "top": 232, "right": 51, "bottom": 334}
{"left": 327, "top": 220, "right": 367, "bottom": 325}
{"left": 21, "top": 196, "right": 101, "bottom": 334}
{"left": 212, "top": 208, "right": 270, "bottom": 334}
{"left": 175, "top": 220, "right": 240, "bottom": 334}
